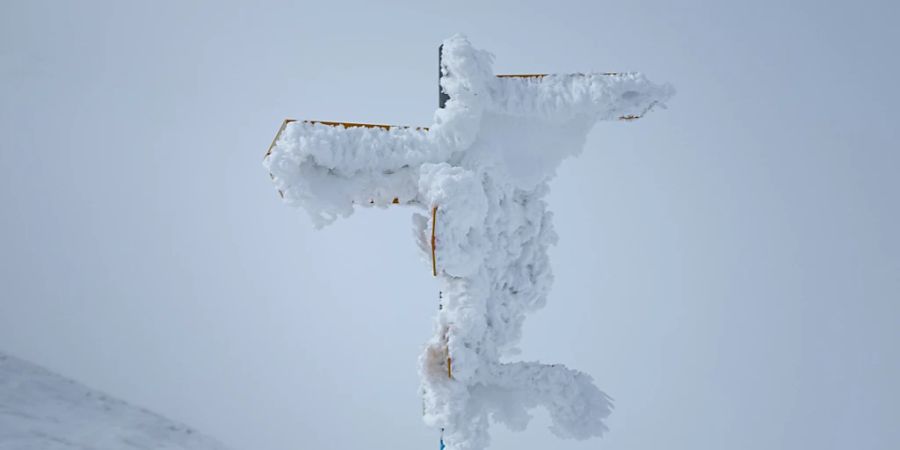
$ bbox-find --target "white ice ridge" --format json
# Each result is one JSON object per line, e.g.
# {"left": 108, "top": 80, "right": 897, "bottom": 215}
{"left": 0, "top": 352, "right": 230, "bottom": 450}
{"left": 265, "top": 35, "right": 673, "bottom": 450}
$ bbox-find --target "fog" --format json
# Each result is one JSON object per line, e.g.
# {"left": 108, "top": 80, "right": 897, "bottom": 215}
{"left": 1, "top": 1, "right": 898, "bottom": 449}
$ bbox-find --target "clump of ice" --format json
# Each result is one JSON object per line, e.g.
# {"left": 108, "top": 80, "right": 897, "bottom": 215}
{"left": 265, "top": 34, "right": 673, "bottom": 450}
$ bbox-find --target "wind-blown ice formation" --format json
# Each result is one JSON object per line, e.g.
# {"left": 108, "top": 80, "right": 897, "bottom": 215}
{"left": 265, "top": 35, "right": 673, "bottom": 450}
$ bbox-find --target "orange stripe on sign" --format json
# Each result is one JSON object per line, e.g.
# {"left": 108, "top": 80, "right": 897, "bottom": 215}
{"left": 496, "top": 73, "right": 549, "bottom": 79}
{"left": 431, "top": 206, "right": 438, "bottom": 277}
{"left": 617, "top": 100, "right": 660, "bottom": 122}
{"left": 306, "top": 120, "right": 429, "bottom": 131}
{"left": 367, "top": 197, "right": 403, "bottom": 205}
{"left": 495, "top": 72, "right": 622, "bottom": 79}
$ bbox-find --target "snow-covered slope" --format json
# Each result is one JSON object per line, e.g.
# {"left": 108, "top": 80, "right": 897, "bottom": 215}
{"left": 0, "top": 352, "right": 230, "bottom": 450}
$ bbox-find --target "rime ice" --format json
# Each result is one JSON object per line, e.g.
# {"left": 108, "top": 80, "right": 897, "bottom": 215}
{"left": 264, "top": 35, "right": 673, "bottom": 450}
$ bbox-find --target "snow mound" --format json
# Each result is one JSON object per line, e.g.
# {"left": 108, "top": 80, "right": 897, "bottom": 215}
{"left": 265, "top": 34, "right": 673, "bottom": 450}
{"left": 0, "top": 352, "right": 230, "bottom": 450}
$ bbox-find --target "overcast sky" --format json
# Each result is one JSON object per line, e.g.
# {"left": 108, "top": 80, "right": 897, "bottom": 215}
{"left": 1, "top": 1, "right": 898, "bottom": 449}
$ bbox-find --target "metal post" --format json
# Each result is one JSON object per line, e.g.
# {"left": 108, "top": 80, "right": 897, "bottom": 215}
{"left": 439, "top": 44, "right": 449, "bottom": 109}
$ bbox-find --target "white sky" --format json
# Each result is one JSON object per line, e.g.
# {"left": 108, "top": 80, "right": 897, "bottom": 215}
{"left": 1, "top": 1, "right": 898, "bottom": 449}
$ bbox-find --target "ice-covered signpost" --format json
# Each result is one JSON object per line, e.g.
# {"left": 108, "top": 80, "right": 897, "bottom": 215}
{"left": 264, "top": 35, "right": 673, "bottom": 450}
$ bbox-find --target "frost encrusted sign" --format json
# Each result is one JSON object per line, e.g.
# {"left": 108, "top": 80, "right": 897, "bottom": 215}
{"left": 264, "top": 35, "right": 673, "bottom": 450}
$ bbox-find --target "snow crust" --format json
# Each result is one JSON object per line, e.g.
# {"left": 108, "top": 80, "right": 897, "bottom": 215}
{"left": 265, "top": 35, "right": 673, "bottom": 450}
{"left": 0, "top": 352, "right": 229, "bottom": 450}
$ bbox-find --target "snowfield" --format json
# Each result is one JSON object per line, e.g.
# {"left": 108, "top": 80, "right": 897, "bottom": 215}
{"left": 0, "top": 352, "right": 230, "bottom": 450}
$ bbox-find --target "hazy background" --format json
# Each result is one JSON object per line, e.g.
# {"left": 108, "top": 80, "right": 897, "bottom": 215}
{"left": 1, "top": 1, "right": 898, "bottom": 449}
